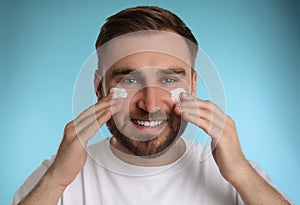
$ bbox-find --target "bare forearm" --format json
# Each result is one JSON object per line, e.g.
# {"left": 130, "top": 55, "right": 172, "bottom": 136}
{"left": 230, "top": 163, "right": 290, "bottom": 205}
{"left": 18, "top": 170, "right": 65, "bottom": 205}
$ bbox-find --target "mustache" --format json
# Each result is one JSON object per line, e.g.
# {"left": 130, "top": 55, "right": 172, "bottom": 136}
{"left": 129, "top": 109, "right": 170, "bottom": 120}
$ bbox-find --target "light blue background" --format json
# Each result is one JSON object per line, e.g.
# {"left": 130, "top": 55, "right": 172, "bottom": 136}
{"left": 1, "top": 1, "right": 299, "bottom": 204}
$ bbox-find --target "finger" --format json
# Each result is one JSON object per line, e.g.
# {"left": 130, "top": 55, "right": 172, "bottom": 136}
{"left": 78, "top": 111, "right": 112, "bottom": 144}
{"left": 183, "top": 107, "right": 226, "bottom": 131}
{"left": 181, "top": 111, "right": 210, "bottom": 133}
{"left": 74, "top": 93, "right": 114, "bottom": 123}
{"left": 75, "top": 95, "right": 114, "bottom": 122}
{"left": 174, "top": 100, "right": 203, "bottom": 116}
{"left": 180, "top": 94, "right": 225, "bottom": 119}
{"left": 74, "top": 99, "right": 124, "bottom": 134}
{"left": 74, "top": 110, "right": 107, "bottom": 135}
{"left": 181, "top": 110, "right": 225, "bottom": 140}
{"left": 179, "top": 106, "right": 210, "bottom": 121}
{"left": 174, "top": 102, "right": 182, "bottom": 116}
{"left": 74, "top": 97, "right": 123, "bottom": 125}
{"left": 180, "top": 102, "right": 226, "bottom": 125}
{"left": 110, "top": 100, "right": 124, "bottom": 115}
{"left": 179, "top": 94, "right": 212, "bottom": 111}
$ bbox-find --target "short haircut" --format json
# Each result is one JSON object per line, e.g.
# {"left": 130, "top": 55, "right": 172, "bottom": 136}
{"left": 95, "top": 6, "right": 198, "bottom": 69}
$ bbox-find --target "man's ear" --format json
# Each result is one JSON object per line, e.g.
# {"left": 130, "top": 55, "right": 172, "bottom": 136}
{"left": 191, "top": 71, "right": 197, "bottom": 96}
{"left": 94, "top": 71, "right": 104, "bottom": 100}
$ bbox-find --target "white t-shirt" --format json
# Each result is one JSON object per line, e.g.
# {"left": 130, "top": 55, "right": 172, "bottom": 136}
{"left": 13, "top": 138, "right": 273, "bottom": 205}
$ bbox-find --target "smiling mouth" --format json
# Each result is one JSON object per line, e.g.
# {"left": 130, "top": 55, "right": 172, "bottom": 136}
{"left": 131, "top": 119, "right": 166, "bottom": 127}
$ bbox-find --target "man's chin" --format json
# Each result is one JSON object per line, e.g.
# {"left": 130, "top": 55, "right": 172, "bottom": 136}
{"left": 113, "top": 133, "right": 180, "bottom": 158}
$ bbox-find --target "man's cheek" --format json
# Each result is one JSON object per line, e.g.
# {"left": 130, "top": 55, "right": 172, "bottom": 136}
{"left": 112, "top": 109, "right": 127, "bottom": 129}
{"left": 112, "top": 98, "right": 132, "bottom": 129}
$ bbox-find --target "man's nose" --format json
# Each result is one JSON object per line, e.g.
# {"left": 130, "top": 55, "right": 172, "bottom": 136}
{"left": 137, "top": 87, "right": 169, "bottom": 113}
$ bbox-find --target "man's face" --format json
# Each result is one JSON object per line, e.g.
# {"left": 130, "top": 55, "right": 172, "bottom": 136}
{"left": 103, "top": 51, "right": 197, "bottom": 157}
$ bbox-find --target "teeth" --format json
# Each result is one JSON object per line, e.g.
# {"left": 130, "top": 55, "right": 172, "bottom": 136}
{"left": 134, "top": 120, "right": 164, "bottom": 127}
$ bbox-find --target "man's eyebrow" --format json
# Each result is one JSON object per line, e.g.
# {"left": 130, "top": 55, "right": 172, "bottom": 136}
{"left": 109, "top": 67, "right": 186, "bottom": 78}
{"left": 109, "top": 67, "right": 137, "bottom": 78}
{"left": 158, "top": 68, "right": 186, "bottom": 76}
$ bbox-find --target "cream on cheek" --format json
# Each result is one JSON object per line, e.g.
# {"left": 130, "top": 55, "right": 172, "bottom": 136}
{"left": 109, "top": 87, "right": 129, "bottom": 128}
{"left": 170, "top": 88, "right": 187, "bottom": 101}
{"left": 110, "top": 87, "right": 128, "bottom": 99}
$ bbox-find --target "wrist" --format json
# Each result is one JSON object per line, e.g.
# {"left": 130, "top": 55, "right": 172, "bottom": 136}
{"left": 224, "top": 160, "right": 253, "bottom": 186}
{"left": 44, "top": 166, "right": 70, "bottom": 191}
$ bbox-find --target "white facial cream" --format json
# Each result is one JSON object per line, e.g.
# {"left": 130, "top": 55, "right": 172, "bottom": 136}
{"left": 110, "top": 87, "right": 128, "bottom": 99}
{"left": 170, "top": 88, "right": 187, "bottom": 101}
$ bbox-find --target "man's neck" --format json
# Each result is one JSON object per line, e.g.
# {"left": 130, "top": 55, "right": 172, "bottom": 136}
{"left": 109, "top": 137, "right": 186, "bottom": 167}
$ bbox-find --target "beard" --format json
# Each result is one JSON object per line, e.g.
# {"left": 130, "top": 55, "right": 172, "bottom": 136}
{"left": 106, "top": 109, "right": 187, "bottom": 158}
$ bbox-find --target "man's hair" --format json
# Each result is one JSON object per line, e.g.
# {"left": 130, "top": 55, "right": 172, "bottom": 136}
{"left": 95, "top": 6, "right": 198, "bottom": 68}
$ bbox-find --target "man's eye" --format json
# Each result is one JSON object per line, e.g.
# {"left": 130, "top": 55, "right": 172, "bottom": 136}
{"left": 162, "top": 78, "right": 176, "bottom": 83}
{"left": 122, "top": 78, "right": 138, "bottom": 84}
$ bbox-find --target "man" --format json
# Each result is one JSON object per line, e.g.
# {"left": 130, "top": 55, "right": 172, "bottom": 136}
{"left": 13, "top": 6, "right": 291, "bottom": 205}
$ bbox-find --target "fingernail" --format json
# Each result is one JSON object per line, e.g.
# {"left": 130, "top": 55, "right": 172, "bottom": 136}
{"left": 175, "top": 103, "right": 181, "bottom": 111}
{"left": 180, "top": 92, "right": 188, "bottom": 100}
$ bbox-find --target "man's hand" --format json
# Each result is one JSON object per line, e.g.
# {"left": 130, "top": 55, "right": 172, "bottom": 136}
{"left": 48, "top": 93, "right": 124, "bottom": 188}
{"left": 174, "top": 93, "right": 248, "bottom": 181}
{"left": 175, "top": 93, "right": 291, "bottom": 205}
{"left": 19, "top": 93, "right": 124, "bottom": 205}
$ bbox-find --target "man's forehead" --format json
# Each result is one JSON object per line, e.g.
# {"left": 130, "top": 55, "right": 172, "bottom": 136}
{"left": 97, "top": 30, "right": 196, "bottom": 73}
{"left": 110, "top": 51, "right": 190, "bottom": 69}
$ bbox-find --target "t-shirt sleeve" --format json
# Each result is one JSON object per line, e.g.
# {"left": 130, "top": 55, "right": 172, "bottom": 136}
{"left": 12, "top": 157, "right": 55, "bottom": 205}
{"left": 236, "top": 160, "right": 293, "bottom": 205}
